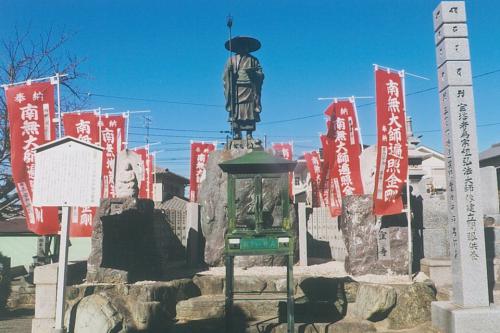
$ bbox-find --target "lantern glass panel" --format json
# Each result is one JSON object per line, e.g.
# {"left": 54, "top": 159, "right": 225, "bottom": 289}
{"left": 235, "top": 177, "right": 255, "bottom": 229}
{"left": 262, "top": 177, "right": 282, "bottom": 229}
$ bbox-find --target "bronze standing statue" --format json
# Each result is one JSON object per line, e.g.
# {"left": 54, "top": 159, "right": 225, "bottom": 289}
{"left": 223, "top": 36, "right": 264, "bottom": 142}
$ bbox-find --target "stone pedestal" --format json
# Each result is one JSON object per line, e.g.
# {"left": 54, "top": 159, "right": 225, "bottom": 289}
{"left": 298, "top": 203, "right": 308, "bottom": 266}
{"left": 432, "top": 301, "right": 500, "bottom": 333}
{"left": 421, "top": 257, "right": 452, "bottom": 288}
{"left": 422, "top": 195, "right": 450, "bottom": 259}
{"left": 87, "top": 197, "right": 166, "bottom": 283}
{"left": 32, "top": 261, "right": 86, "bottom": 333}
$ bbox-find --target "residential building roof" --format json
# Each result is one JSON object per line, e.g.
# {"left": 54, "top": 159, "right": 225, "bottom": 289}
{"left": 480, "top": 143, "right": 500, "bottom": 162}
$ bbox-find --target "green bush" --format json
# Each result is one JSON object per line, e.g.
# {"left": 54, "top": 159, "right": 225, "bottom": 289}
{"left": 0, "top": 251, "right": 11, "bottom": 313}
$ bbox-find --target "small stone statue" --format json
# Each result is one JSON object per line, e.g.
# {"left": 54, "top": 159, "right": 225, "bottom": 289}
{"left": 115, "top": 150, "right": 143, "bottom": 198}
{"left": 223, "top": 36, "right": 264, "bottom": 141}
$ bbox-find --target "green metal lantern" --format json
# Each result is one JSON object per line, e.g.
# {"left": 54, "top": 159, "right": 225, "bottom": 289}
{"left": 219, "top": 150, "right": 297, "bottom": 333}
{"left": 219, "top": 150, "right": 297, "bottom": 254}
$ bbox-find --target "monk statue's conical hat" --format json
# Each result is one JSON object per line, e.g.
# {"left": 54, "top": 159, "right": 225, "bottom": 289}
{"left": 225, "top": 36, "right": 261, "bottom": 53}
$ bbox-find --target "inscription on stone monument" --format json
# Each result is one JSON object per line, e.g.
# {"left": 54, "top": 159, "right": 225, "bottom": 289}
{"left": 434, "top": 0, "right": 488, "bottom": 308}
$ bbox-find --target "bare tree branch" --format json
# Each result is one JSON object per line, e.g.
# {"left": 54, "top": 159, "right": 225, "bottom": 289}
{"left": 0, "top": 26, "right": 87, "bottom": 219}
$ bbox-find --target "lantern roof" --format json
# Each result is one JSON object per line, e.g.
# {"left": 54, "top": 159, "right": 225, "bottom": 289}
{"left": 219, "top": 150, "right": 296, "bottom": 174}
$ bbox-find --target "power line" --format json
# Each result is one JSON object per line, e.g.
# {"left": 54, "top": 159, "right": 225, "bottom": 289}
{"left": 129, "top": 126, "right": 222, "bottom": 133}
{"left": 128, "top": 132, "right": 224, "bottom": 139}
{"left": 89, "top": 92, "right": 224, "bottom": 108}
{"left": 260, "top": 67, "right": 500, "bottom": 126}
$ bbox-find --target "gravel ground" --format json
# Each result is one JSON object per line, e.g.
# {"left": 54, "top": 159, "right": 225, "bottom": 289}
{"left": 198, "top": 260, "right": 414, "bottom": 284}
{"left": 0, "top": 309, "right": 33, "bottom": 333}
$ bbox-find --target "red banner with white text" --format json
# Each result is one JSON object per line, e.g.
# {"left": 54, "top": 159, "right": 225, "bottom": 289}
{"left": 373, "top": 69, "right": 408, "bottom": 215}
{"left": 62, "top": 112, "right": 101, "bottom": 236}
{"left": 320, "top": 136, "right": 342, "bottom": 216}
{"left": 329, "top": 100, "right": 364, "bottom": 196}
{"left": 304, "top": 151, "right": 322, "bottom": 208}
{"left": 100, "top": 115, "right": 126, "bottom": 199}
{"left": 189, "top": 142, "right": 215, "bottom": 202}
{"left": 272, "top": 142, "right": 294, "bottom": 200}
{"left": 148, "top": 154, "right": 154, "bottom": 199}
{"left": 134, "top": 148, "right": 154, "bottom": 200}
{"left": 5, "top": 82, "right": 59, "bottom": 235}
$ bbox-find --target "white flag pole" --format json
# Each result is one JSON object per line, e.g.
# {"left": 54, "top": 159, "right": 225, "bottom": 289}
{"left": 401, "top": 70, "right": 413, "bottom": 280}
{"left": 56, "top": 73, "right": 62, "bottom": 139}
{"left": 350, "top": 96, "right": 364, "bottom": 152}
{"left": 54, "top": 206, "right": 71, "bottom": 333}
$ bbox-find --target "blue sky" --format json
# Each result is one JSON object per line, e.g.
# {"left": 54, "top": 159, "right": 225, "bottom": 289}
{"left": 2, "top": 0, "right": 499, "bottom": 176}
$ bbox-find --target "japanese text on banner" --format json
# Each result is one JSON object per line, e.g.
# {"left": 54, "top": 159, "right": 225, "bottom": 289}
{"left": 5, "top": 82, "right": 59, "bottom": 235}
{"left": 189, "top": 142, "right": 215, "bottom": 202}
{"left": 327, "top": 100, "right": 364, "bottom": 197}
{"left": 62, "top": 111, "right": 101, "bottom": 237}
{"left": 272, "top": 142, "right": 294, "bottom": 200}
{"left": 373, "top": 69, "right": 408, "bottom": 216}
{"left": 100, "top": 115, "right": 126, "bottom": 199}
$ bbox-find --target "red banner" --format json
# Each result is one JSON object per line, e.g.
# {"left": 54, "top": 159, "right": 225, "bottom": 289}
{"left": 62, "top": 112, "right": 101, "bottom": 237}
{"left": 148, "top": 154, "right": 154, "bottom": 199}
{"left": 272, "top": 143, "right": 294, "bottom": 200}
{"left": 320, "top": 136, "right": 342, "bottom": 216}
{"left": 304, "top": 151, "right": 322, "bottom": 207}
{"left": 373, "top": 69, "right": 408, "bottom": 215}
{"left": 100, "top": 115, "right": 126, "bottom": 199}
{"left": 134, "top": 148, "right": 154, "bottom": 200}
{"left": 329, "top": 100, "right": 364, "bottom": 196}
{"left": 189, "top": 142, "right": 215, "bottom": 202}
{"left": 5, "top": 82, "right": 59, "bottom": 235}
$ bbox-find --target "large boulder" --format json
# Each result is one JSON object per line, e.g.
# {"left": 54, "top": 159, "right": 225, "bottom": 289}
{"left": 66, "top": 279, "right": 198, "bottom": 332}
{"left": 199, "top": 148, "right": 297, "bottom": 267}
{"left": 87, "top": 198, "right": 169, "bottom": 283}
{"left": 350, "top": 284, "right": 397, "bottom": 321}
{"left": 387, "top": 282, "right": 436, "bottom": 329}
{"left": 72, "top": 294, "right": 123, "bottom": 333}
{"left": 340, "top": 195, "right": 409, "bottom": 275}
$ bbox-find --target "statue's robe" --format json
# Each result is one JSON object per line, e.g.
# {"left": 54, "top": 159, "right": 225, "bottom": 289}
{"left": 223, "top": 54, "right": 264, "bottom": 131}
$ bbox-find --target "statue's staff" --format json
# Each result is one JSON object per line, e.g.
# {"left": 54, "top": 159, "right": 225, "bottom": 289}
{"left": 226, "top": 15, "right": 236, "bottom": 139}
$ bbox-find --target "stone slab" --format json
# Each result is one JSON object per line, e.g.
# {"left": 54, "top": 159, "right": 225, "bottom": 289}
{"left": 481, "top": 166, "right": 499, "bottom": 215}
{"left": 421, "top": 257, "right": 452, "bottom": 288}
{"left": 298, "top": 202, "right": 308, "bottom": 266}
{"left": 33, "top": 263, "right": 58, "bottom": 285}
{"left": 32, "top": 317, "right": 55, "bottom": 333}
{"left": 433, "top": 1, "right": 467, "bottom": 31}
{"left": 432, "top": 301, "right": 500, "bottom": 333}
{"left": 422, "top": 196, "right": 448, "bottom": 229}
{"left": 34, "top": 284, "right": 57, "bottom": 319}
{"left": 423, "top": 228, "right": 450, "bottom": 258}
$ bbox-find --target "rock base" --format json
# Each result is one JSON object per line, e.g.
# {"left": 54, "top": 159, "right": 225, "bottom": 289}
{"left": 432, "top": 301, "right": 500, "bottom": 333}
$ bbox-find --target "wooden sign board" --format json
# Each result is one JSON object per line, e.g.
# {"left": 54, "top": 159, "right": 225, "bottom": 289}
{"left": 33, "top": 136, "right": 103, "bottom": 207}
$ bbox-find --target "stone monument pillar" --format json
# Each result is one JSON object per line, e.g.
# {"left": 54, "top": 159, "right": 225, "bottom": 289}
{"left": 431, "top": 2, "right": 500, "bottom": 332}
